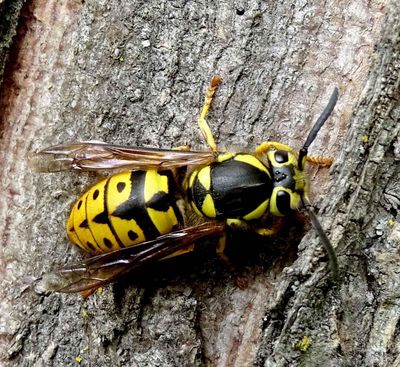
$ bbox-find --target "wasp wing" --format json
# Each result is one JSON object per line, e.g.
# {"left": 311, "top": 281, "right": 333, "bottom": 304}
{"left": 32, "top": 142, "right": 216, "bottom": 172}
{"left": 44, "top": 222, "right": 225, "bottom": 293}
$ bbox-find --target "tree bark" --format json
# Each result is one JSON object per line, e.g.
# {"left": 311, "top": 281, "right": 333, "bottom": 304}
{"left": 1, "top": 0, "right": 399, "bottom": 366}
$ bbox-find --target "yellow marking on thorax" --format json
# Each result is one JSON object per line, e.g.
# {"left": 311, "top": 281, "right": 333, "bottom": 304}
{"left": 234, "top": 154, "right": 270, "bottom": 174}
{"left": 188, "top": 170, "right": 198, "bottom": 189}
{"left": 201, "top": 194, "right": 216, "bottom": 218}
{"left": 216, "top": 152, "right": 234, "bottom": 162}
{"left": 197, "top": 166, "right": 211, "bottom": 190}
{"left": 243, "top": 199, "right": 269, "bottom": 221}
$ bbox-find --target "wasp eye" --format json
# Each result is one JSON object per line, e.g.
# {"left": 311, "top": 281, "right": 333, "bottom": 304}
{"left": 274, "top": 151, "right": 289, "bottom": 163}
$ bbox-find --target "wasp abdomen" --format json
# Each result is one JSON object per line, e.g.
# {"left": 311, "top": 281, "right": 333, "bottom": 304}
{"left": 67, "top": 170, "right": 183, "bottom": 254}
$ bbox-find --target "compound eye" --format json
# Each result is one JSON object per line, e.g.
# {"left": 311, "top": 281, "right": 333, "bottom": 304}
{"left": 274, "top": 150, "right": 289, "bottom": 163}
{"left": 276, "top": 190, "right": 292, "bottom": 215}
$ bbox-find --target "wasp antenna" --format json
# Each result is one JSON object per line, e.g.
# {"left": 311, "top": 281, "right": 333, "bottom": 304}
{"left": 298, "top": 87, "right": 339, "bottom": 169}
{"left": 303, "top": 199, "right": 339, "bottom": 280}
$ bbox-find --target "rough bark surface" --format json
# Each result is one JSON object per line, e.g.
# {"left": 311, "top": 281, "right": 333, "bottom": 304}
{"left": 1, "top": 0, "right": 399, "bottom": 366}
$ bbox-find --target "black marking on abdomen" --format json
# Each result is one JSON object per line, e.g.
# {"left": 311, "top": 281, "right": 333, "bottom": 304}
{"left": 99, "top": 176, "right": 125, "bottom": 248}
{"left": 74, "top": 194, "right": 92, "bottom": 250}
{"left": 86, "top": 241, "right": 96, "bottom": 251}
{"left": 93, "top": 211, "right": 108, "bottom": 224}
{"left": 103, "top": 237, "right": 113, "bottom": 249}
{"left": 128, "top": 230, "right": 138, "bottom": 241}
{"left": 117, "top": 182, "right": 126, "bottom": 193}
{"left": 79, "top": 219, "right": 89, "bottom": 228}
{"left": 112, "top": 171, "right": 160, "bottom": 240}
{"left": 161, "top": 170, "right": 184, "bottom": 227}
{"left": 146, "top": 191, "right": 172, "bottom": 212}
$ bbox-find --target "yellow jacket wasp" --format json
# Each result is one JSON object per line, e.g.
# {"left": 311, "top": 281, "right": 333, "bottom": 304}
{"left": 34, "top": 76, "right": 339, "bottom": 293}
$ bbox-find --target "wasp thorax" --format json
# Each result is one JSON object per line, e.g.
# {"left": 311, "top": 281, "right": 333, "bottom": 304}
{"left": 187, "top": 153, "right": 273, "bottom": 221}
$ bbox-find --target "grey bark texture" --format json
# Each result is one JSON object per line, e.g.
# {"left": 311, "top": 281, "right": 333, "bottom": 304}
{"left": 1, "top": 0, "right": 399, "bottom": 366}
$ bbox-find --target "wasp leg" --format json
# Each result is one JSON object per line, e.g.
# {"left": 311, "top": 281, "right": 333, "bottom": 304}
{"left": 226, "top": 217, "right": 284, "bottom": 237}
{"left": 198, "top": 75, "right": 222, "bottom": 152}
{"left": 215, "top": 228, "right": 237, "bottom": 271}
{"left": 255, "top": 141, "right": 299, "bottom": 157}
{"left": 216, "top": 233, "right": 229, "bottom": 262}
{"left": 256, "top": 218, "right": 286, "bottom": 236}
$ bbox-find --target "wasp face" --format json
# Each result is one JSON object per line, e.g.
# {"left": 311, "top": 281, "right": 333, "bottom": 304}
{"left": 267, "top": 150, "right": 309, "bottom": 216}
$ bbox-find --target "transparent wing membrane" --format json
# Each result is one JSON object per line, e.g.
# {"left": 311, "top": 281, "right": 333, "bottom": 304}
{"left": 32, "top": 142, "right": 216, "bottom": 172}
{"left": 44, "top": 222, "right": 225, "bottom": 293}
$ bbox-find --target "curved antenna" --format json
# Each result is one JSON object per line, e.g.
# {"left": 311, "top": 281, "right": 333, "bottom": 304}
{"left": 298, "top": 88, "right": 339, "bottom": 170}
{"left": 302, "top": 197, "right": 339, "bottom": 280}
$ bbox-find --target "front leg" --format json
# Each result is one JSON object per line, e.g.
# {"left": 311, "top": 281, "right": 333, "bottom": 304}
{"left": 226, "top": 217, "right": 285, "bottom": 237}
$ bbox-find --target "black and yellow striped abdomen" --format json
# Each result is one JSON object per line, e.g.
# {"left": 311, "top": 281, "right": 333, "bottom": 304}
{"left": 67, "top": 170, "right": 183, "bottom": 254}
{"left": 187, "top": 154, "right": 273, "bottom": 221}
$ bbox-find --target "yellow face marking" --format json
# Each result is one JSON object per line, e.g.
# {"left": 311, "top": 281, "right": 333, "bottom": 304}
{"left": 266, "top": 151, "right": 298, "bottom": 167}
{"left": 107, "top": 172, "right": 146, "bottom": 247}
{"left": 197, "top": 166, "right": 211, "bottom": 191}
{"left": 243, "top": 199, "right": 269, "bottom": 220}
{"left": 269, "top": 187, "right": 301, "bottom": 217}
{"left": 234, "top": 154, "right": 270, "bottom": 174}
{"left": 201, "top": 193, "right": 216, "bottom": 218}
{"left": 293, "top": 169, "right": 308, "bottom": 193}
{"left": 216, "top": 152, "right": 234, "bottom": 162}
